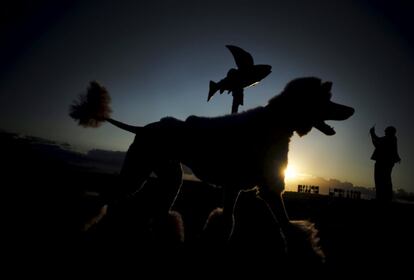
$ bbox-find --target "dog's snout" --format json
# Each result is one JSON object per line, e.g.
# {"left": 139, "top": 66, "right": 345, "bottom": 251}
{"left": 346, "top": 106, "right": 355, "bottom": 118}
{"left": 339, "top": 105, "right": 354, "bottom": 120}
{"left": 328, "top": 102, "right": 355, "bottom": 120}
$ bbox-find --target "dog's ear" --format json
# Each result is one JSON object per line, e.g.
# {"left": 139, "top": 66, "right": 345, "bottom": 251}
{"left": 321, "top": 81, "right": 332, "bottom": 92}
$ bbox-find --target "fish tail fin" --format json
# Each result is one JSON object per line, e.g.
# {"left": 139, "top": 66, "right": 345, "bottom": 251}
{"left": 208, "top": 80, "right": 219, "bottom": 101}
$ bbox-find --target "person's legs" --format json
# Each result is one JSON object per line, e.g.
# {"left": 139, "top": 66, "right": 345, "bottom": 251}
{"left": 375, "top": 162, "right": 385, "bottom": 202}
{"left": 375, "top": 162, "right": 394, "bottom": 203}
{"left": 383, "top": 163, "right": 394, "bottom": 203}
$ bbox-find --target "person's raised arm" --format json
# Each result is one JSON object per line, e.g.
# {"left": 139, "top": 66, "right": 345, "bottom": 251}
{"left": 370, "top": 125, "right": 379, "bottom": 147}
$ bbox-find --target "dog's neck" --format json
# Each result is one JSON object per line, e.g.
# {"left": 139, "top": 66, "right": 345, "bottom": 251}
{"left": 260, "top": 105, "right": 296, "bottom": 138}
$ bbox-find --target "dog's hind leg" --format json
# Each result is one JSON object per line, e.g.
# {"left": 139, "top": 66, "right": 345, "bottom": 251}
{"left": 223, "top": 187, "right": 242, "bottom": 241}
{"left": 118, "top": 142, "right": 154, "bottom": 200}
{"left": 150, "top": 160, "right": 185, "bottom": 243}
{"left": 152, "top": 160, "right": 183, "bottom": 215}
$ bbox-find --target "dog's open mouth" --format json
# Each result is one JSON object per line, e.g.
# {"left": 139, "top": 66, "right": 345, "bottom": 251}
{"left": 314, "top": 121, "right": 336, "bottom": 136}
{"left": 314, "top": 102, "right": 354, "bottom": 136}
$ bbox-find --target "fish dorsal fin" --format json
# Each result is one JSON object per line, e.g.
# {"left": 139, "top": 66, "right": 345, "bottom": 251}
{"left": 226, "top": 45, "right": 254, "bottom": 69}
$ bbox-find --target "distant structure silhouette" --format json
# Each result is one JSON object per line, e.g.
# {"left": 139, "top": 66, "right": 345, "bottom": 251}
{"left": 207, "top": 45, "right": 272, "bottom": 113}
{"left": 328, "top": 188, "right": 361, "bottom": 199}
{"left": 69, "top": 77, "right": 354, "bottom": 252}
{"left": 298, "top": 185, "right": 319, "bottom": 194}
{"left": 370, "top": 125, "right": 401, "bottom": 203}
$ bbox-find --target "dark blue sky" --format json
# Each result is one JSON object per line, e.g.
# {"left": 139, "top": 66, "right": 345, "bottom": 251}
{"left": 1, "top": 0, "right": 413, "bottom": 191}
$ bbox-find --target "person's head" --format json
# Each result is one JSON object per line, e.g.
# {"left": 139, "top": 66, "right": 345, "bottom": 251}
{"left": 385, "top": 126, "right": 397, "bottom": 137}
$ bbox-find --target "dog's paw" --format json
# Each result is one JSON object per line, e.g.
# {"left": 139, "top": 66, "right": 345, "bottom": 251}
{"left": 82, "top": 204, "right": 108, "bottom": 232}
{"left": 150, "top": 210, "right": 185, "bottom": 245}
{"left": 287, "top": 220, "right": 326, "bottom": 264}
{"left": 200, "top": 208, "right": 227, "bottom": 243}
{"left": 167, "top": 210, "right": 185, "bottom": 243}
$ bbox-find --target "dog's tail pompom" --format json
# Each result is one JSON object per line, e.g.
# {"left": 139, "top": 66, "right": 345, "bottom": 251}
{"left": 69, "top": 81, "right": 112, "bottom": 127}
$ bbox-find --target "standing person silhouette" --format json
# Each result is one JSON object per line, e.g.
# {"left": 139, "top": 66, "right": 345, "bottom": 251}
{"left": 370, "top": 125, "right": 401, "bottom": 203}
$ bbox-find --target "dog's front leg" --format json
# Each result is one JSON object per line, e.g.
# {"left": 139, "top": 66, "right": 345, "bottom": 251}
{"left": 258, "top": 178, "right": 290, "bottom": 228}
{"left": 258, "top": 184, "right": 290, "bottom": 253}
{"left": 202, "top": 187, "right": 240, "bottom": 243}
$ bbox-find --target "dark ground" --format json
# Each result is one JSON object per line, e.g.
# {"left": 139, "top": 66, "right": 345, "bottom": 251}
{"left": 2, "top": 131, "right": 413, "bottom": 274}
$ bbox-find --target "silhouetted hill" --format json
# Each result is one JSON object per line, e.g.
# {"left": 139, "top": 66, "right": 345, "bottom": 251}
{"left": 1, "top": 131, "right": 119, "bottom": 255}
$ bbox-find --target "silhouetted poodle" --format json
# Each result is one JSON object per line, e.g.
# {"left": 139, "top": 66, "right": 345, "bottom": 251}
{"left": 70, "top": 77, "right": 354, "bottom": 250}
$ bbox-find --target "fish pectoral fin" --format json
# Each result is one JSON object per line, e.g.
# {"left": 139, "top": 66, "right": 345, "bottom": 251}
{"left": 208, "top": 80, "right": 219, "bottom": 101}
{"left": 226, "top": 45, "right": 254, "bottom": 69}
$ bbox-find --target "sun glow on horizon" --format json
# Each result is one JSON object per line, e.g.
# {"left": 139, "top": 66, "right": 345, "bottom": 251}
{"left": 284, "top": 165, "right": 298, "bottom": 180}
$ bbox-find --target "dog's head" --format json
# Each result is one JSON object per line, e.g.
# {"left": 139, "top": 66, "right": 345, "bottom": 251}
{"left": 268, "top": 77, "right": 354, "bottom": 136}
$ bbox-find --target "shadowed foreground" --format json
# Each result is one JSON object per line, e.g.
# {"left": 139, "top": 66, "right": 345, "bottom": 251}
{"left": 2, "top": 131, "right": 413, "bottom": 274}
